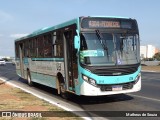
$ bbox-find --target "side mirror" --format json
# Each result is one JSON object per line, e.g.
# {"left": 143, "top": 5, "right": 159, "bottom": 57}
{"left": 74, "top": 35, "right": 80, "bottom": 49}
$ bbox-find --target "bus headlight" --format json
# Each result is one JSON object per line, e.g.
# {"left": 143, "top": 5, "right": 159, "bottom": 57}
{"left": 82, "top": 74, "right": 89, "bottom": 81}
{"left": 89, "top": 78, "right": 96, "bottom": 86}
{"left": 82, "top": 74, "right": 97, "bottom": 86}
{"left": 135, "top": 73, "right": 141, "bottom": 84}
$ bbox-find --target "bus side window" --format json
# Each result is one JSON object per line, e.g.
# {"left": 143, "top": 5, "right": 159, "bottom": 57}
{"left": 15, "top": 42, "right": 20, "bottom": 58}
{"left": 44, "top": 34, "right": 52, "bottom": 57}
{"left": 37, "top": 37, "right": 44, "bottom": 57}
{"left": 24, "top": 41, "right": 30, "bottom": 57}
{"left": 53, "top": 32, "right": 57, "bottom": 56}
{"left": 30, "top": 39, "right": 35, "bottom": 57}
{"left": 53, "top": 31, "right": 63, "bottom": 57}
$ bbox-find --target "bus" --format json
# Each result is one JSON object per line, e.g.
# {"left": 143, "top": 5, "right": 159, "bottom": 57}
{"left": 15, "top": 16, "right": 141, "bottom": 98}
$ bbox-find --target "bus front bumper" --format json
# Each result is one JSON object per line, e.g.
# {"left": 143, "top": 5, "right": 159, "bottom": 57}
{"left": 80, "top": 76, "right": 141, "bottom": 96}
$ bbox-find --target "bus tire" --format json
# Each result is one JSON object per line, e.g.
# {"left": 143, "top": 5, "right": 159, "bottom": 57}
{"left": 60, "top": 82, "right": 69, "bottom": 99}
{"left": 57, "top": 73, "right": 69, "bottom": 99}
{"left": 27, "top": 69, "right": 33, "bottom": 86}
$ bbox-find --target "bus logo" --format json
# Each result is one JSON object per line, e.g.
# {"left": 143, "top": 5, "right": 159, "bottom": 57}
{"left": 112, "top": 72, "right": 122, "bottom": 75}
{"left": 2, "top": 112, "right": 11, "bottom": 117}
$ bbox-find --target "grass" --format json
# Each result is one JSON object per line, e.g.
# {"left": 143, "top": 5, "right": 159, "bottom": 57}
{"left": 0, "top": 80, "right": 82, "bottom": 120}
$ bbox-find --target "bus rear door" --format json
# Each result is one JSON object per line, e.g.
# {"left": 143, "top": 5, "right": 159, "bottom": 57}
{"left": 19, "top": 43, "right": 25, "bottom": 78}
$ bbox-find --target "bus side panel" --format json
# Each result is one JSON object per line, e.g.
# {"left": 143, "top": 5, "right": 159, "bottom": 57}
{"left": 30, "top": 72, "right": 57, "bottom": 88}
{"left": 28, "top": 58, "right": 65, "bottom": 89}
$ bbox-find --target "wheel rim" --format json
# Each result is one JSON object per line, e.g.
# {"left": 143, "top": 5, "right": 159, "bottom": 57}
{"left": 28, "top": 75, "right": 31, "bottom": 84}
{"left": 60, "top": 83, "right": 65, "bottom": 93}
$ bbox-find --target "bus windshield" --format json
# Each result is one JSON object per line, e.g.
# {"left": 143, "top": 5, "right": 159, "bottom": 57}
{"left": 80, "top": 33, "right": 140, "bottom": 66}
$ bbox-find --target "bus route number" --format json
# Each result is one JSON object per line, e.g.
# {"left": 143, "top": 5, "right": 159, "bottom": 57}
{"left": 56, "top": 63, "right": 61, "bottom": 71}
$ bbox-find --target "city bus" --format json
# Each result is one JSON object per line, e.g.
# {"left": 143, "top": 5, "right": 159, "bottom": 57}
{"left": 15, "top": 16, "right": 141, "bottom": 98}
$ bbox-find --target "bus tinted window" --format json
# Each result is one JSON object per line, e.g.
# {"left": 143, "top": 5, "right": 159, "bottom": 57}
{"left": 52, "top": 31, "right": 63, "bottom": 57}
{"left": 44, "top": 34, "right": 52, "bottom": 57}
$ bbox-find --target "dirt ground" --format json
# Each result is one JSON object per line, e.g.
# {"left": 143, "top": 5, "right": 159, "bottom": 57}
{"left": 0, "top": 80, "right": 82, "bottom": 120}
{"left": 141, "top": 66, "right": 160, "bottom": 72}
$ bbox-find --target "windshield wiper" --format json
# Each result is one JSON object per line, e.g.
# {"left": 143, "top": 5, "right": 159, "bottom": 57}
{"left": 95, "top": 30, "right": 109, "bottom": 60}
{"left": 95, "top": 30, "right": 103, "bottom": 40}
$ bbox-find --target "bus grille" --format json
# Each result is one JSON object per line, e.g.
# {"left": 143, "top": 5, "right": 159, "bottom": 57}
{"left": 92, "top": 65, "right": 138, "bottom": 76}
{"left": 99, "top": 81, "right": 134, "bottom": 91}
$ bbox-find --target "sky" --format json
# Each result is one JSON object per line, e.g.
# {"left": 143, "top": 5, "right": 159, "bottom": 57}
{"left": 0, "top": 0, "right": 160, "bottom": 57}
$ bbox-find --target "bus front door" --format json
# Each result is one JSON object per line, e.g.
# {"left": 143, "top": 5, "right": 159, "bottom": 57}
{"left": 63, "top": 30, "right": 78, "bottom": 92}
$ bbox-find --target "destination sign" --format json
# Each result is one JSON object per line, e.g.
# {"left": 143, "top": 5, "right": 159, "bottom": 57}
{"left": 88, "top": 21, "right": 120, "bottom": 28}
{"left": 81, "top": 18, "right": 135, "bottom": 29}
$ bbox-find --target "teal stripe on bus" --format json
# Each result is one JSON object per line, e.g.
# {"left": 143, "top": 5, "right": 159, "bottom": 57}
{"left": 31, "top": 58, "right": 64, "bottom": 62}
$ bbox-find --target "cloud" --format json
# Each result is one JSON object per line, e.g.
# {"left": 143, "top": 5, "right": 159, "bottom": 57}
{"left": 0, "top": 10, "right": 13, "bottom": 23}
{"left": 10, "top": 34, "right": 28, "bottom": 39}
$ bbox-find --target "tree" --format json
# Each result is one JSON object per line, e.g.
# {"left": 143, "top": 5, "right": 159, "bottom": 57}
{"left": 3, "top": 58, "right": 9, "bottom": 61}
{"left": 153, "top": 52, "right": 160, "bottom": 61}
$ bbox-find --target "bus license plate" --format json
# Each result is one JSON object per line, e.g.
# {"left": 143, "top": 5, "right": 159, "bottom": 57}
{"left": 112, "top": 85, "right": 122, "bottom": 91}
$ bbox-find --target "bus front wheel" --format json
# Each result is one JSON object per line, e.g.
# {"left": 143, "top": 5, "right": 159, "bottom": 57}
{"left": 57, "top": 73, "right": 70, "bottom": 99}
{"left": 60, "top": 82, "right": 69, "bottom": 99}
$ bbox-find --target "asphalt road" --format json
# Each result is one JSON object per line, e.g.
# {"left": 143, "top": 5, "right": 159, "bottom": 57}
{"left": 0, "top": 63, "right": 160, "bottom": 120}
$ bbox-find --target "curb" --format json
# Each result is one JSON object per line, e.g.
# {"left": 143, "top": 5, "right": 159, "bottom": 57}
{"left": 0, "top": 77, "right": 92, "bottom": 120}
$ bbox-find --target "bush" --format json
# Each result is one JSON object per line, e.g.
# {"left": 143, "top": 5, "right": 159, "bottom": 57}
{"left": 153, "top": 52, "right": 160, "bottom": 61}
{"left": 142, "top": 58, "right": 154, "bottom": 61}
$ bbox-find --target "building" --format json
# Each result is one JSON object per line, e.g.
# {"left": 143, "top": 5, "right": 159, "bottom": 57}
{"left": 147, "top": 45, "right": 155, "bottom": 58}
{"left": 140, "top": 45, "right": 157, "bottom": 59}
{"left": 140, "top": 46, "right": 147, "bottom": 59}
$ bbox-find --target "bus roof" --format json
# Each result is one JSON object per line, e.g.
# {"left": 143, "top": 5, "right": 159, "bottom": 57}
{"left": 15, "top": 16, "right": 132, "bottom": 42}
{"left": 15, "top": 18, "right": 79, "bottom": 42}
{"left": 91, "top": 16, "right": 130, "bottom": 19}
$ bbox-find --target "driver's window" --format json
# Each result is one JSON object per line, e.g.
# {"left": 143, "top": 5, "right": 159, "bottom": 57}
{"left": 80, "top": 34, "right": 87, "bottom": 50}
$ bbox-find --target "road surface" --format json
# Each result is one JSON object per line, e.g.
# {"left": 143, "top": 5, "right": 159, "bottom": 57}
{"left": 0, "top": 63, "right": 160, "bottom": 120}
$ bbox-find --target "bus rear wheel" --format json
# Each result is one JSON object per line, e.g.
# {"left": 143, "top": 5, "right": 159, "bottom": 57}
{"left": 27, "top": 70, "right": 33, "bottom": 86}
